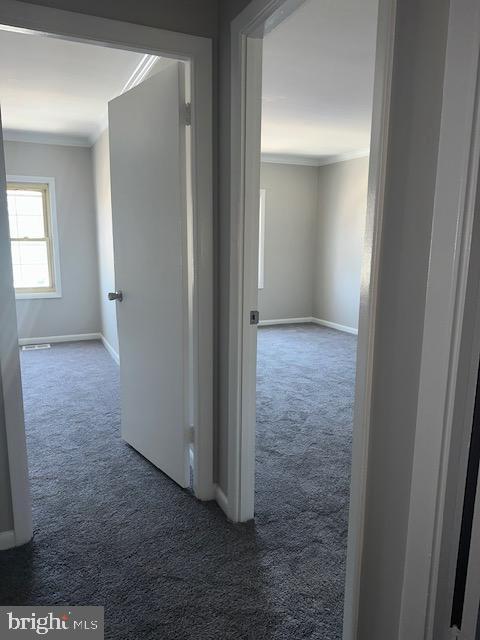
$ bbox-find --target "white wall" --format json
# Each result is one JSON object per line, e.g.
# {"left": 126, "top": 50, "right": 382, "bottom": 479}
{"left": 92, "top": 130, "right": 119, "bottom": 358}
{"left": 259, "top": 163, "right": 317, "bottom": 320}
{"left": 314, "top": 156, "right": 369, "bottom": 330}
{"left": 4, "top": 140, "right": 101, "bottom": 340}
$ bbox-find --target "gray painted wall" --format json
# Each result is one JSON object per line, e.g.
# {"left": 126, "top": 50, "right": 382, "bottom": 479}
{"left": 92, "top": 130, "right": 119, "bottom": 357}
{"left": 4, "top": 141, "right": 101, "bottom": 340}
{"left": 17, "top": 0, "right": 219, "bottom": 39}
{"left": 357, "top": 0, "right": 450, "bottom": 637}
{"left": 314, "top": 156, "right": 369, "bottom": 329}
{"left": 259, "top": 163, "right": 317, "bottom": 321}
{"left": 259, "top": 158, "right": 368, "bottom": 328}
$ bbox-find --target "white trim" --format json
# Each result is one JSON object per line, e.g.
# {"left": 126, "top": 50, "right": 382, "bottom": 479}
{"left": 90, "top": 54, "right": 161, "bottom": 145}
{"left": 15, "top": 291, "right": 61, "bottom": 299}
{"left": 257, "top": 316, "right": 359, "bottom": 334}
{"left": 121, "top": 53, "right": 159, "bottom": 94}
{"left": 343, "top": 0, "right": 396, "bottom": 633}
{"left": 312, "top": 317, "right": 358, "bottom": 335}
{"left": 227, "top": 4, "right": 396, "bottom": 640}
{"left": 399, "top": 1, "right": 480, "bottom": 638}
{"left": 261, "top": 148, "right": 370, "bottom": 167}
{"left": 258, "top": 316, "right": 313, "bottom": 325}
{"left": 228, "top": 29, "right": 263, "bottom": 523}
{"left": 0, "top": 0, "right": 214, "bottom": 542}
{"left": 7, "top": 174, "right": 62, "bottom": 300}
{"left": 0, "top": 530, "right": 16, "bottom": 550}
{"left": 261, "top": 153, "right": 325, "bottom": 166}
{"left": 101, "top": 335, "right": 120, "bottom": 364}
{"left": 18, "top": 333, "right": 101, "bottom": 346}
{"left": 3, "top": 129, "right": 91, "bottom": 147}
{"left": 215, "top": 484, "right": 229, "bottom": 517}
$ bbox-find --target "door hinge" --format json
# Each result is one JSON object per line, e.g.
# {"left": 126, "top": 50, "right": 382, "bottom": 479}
{"left": 189, "top": 425, "right": 195, "bottom": 443}
{"left": 184, "top": 102, "right": 192, "bottom": 127}
{"left": 250, "top": 310, "right": 260, "bottom": 325}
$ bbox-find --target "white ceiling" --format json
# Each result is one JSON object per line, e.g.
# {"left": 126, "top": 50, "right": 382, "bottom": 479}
{"left": 0, "top": 28, "right": 149, "bottom": 145}
{"left": 261, "top": 0, "right": 378, "bottom": 162}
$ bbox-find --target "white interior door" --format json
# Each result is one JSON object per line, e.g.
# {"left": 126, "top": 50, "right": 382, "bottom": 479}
{"left": 108, "top": 62, "right": 191, "bottom": 488}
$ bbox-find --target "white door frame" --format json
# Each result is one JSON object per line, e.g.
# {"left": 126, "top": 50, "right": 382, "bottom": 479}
{"left": 227, "top": 0, "right": 480, "bottom": 638}
{"left": 0, "top": 0, "right": 214, "bottom": 549}
{"left": 226, "top": 0, "right": 396, "bottom": 628}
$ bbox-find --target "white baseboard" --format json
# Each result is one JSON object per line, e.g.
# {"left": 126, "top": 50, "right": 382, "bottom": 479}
{"left": 312, "top": 317, "right": 358, "bottom": 335}
{"left": 259, "top": 316, "right": 313, "bottom": 326}
{"left": 258, "top": 316, "right": 358, "bottom": 335}
{"left": 0, "top": 529, "right": 16, "bottom": 551}
{"left": 18, "top": 333, "right": 102, "bottom": 346}
{"left": 101, "top": 335, "right": 120, "bottom": 365}
{"left": 215, "top": 484, "right": 229, "bottom": 517}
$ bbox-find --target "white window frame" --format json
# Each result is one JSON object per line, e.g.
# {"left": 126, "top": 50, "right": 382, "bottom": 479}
{"left": 7, "top": 175, "right": 62, "bottom": 299}
{"left": 258, "top": 189, "right": 266, "bottom": 289}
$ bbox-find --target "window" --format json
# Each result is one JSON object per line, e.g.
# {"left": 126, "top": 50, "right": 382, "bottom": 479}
{"left": 6, "top": 177, "right": 61, "bottom": 298}
{"left": 258, "top": 189, "right": 266, "bottom": 289}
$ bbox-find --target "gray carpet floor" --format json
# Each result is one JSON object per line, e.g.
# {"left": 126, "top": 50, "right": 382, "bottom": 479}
{"left": 0, "top": 324, "right": 356, "bottom": 639}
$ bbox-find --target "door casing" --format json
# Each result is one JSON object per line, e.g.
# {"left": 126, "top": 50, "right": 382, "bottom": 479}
{"left": 225, "top": 1, "right": 397, "bottom": 637}
{"left": 0, "top": 0, "right": 214, "bottom": 549}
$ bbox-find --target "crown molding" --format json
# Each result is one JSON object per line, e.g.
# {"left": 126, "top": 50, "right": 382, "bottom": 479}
{"left": 261, "top": 148, "right": 370, "bottom": 167}
{"left": 3, "top": 129, "right": 91, "bottom": 147}
{"left": 261, "top": 153, "right": 324, "bottom": 166}
{"left": 90, "top": 55, "right": 166, "bottom": 146}
{"left": 121, "top": 53, "right": 159, "bottom": 94}
{"left": 89, "top": 117, "right": 109, "bottom": 147}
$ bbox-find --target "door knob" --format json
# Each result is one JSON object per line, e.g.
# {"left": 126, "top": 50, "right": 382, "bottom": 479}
{"left": 108, "top": 291, "right": 123, "bottom": 301}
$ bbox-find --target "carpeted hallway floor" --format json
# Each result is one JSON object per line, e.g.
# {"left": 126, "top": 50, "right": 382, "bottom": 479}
{"left": 0, "top": 324, "right": 356, "bottom": 639}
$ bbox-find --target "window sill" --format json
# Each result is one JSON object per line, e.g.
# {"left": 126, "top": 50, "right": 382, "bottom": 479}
{"left": 15, "top": 291, "right": 62, "bottom": 300}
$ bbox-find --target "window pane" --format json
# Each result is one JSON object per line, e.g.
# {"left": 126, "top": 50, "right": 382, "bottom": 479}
{"left": 7, "top": 189, "right": 45, "bottom": 239}
{"left": 11, "top": 240, "right": 51, "bottom": 289}
{"left": 7, "top": 195, "right": 19, "bottom": 237}
{"left": 19, "top": 241, "right": 49, "bottom": 266}
{"left": 10, "top": 241, "right": 20, "bottom": 265}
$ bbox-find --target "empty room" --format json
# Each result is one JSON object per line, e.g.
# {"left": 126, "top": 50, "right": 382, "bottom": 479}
{"left": 252, "top": 0, "right": 377, "bottom": 629}
{"left": 0, "top": 24, "right": 216, "bottom": 630}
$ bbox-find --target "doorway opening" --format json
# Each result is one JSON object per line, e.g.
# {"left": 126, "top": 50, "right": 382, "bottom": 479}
{"left": 228, "top": 0, "right": 394, "bottom": 636}
{"left": 256, "top": 0, "right": 375, "bottom": 633}
{"left": 0, "top": 7, "right": 214, "bottom": 553}
{"left": 1, "top": 24, "right": 197, "bottom": 508}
